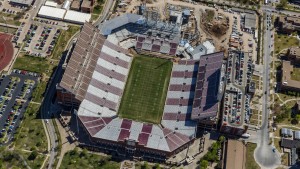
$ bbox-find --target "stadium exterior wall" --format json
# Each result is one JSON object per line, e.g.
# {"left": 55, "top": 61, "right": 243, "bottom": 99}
{"left": 56, "top": 86, "right": 80, "bottom": 108}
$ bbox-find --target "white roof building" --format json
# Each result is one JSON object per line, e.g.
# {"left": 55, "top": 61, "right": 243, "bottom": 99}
{"left": 44, "top": 1, "right": 58, "bottom": 7}
{"left": 295, "top": 131, "right": 300, "bottom": 140}
{"left": 203, "top": 41, "right": 215, "bottom": 54}
{"left": 64, "top": 10, "right": 91, "bottom": 24}
{"left": 38, "top": 6, "right": 66, "bottom": 20}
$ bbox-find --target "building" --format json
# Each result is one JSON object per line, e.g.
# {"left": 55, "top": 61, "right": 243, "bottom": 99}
{"left": 281, "top": 128, "right": 293, "bottom": 137}
{"left": 223, "top": 140, "right": 246, "bottom": 169}
{"left": 64, "top": 10, "right": 91, "bottom": 24}
{"left": 81, "top": 0, "right": 93, "bottom": 13}
{"left": 169, "top": 10, "right": 183, "bottom": 25}
{"left": 57, "top": 22, "right": 224, "bottom": 161}
{"left": 281, "top": 61, "right": 300, "bottom": 91}
{"left": 9, "top": 0, "right": 34, "bottom": 6}
{"left": 45, "top": 1, "right": 58, "bottom": 7}
{"left": 37, "top": 6, "right": 66, "bottom": 20}
{"left": 288, "top": 47, "right": 300, "bottom": 64}
{"left": 243, "top": 13, "right": 257, "bottom": 31}
{"left": 62, "top": 0, "right": 71, "bottom": 10}
{"left": 289, "top": 0, "right": 300, "bottom": 5}
{"left": 294, "top": 131, "right": 300, "bottom": 140}
{"left": 280, "top": 138, "right": 300, "bottom": 166}
{"left": 278, "top": 16, "right": 300, "bottom": 34}
{"left": 70, "top": 0, "right": 81, "bottom": 11}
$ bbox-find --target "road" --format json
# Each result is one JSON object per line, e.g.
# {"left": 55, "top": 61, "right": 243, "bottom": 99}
{"left": 254, "top": 11, "right": 281, "bottom": 169}
{"left": 40, "top": 0, "right": 115, "bottom": 168}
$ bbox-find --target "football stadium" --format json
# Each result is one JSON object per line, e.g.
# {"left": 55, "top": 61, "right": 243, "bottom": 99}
{"left": 56, "top": 11, "right": 225, "bottom": 161}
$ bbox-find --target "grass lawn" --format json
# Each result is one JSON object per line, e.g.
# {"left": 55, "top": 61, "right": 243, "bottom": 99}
{"left": 0, "top": 149, "right": 28, "bottom": 168}
{"left": 274, "top": 34, "right": 299, "bottom": 54}
{"left": 251, "top": 75, "right": 260, "bottom": 81}
{"left": 291, "top": 67, "right": 300, "bottom": 81}
{"left": 14, "top": 103, "right": 47, "bottom": 153}
{"left": 118, "top": 56, "right": 172, "bottom": 124}
{"left": 91, "top": 14, "right": 99, "bottom": 21}
{"left": 245, "top": 143, "right": 260, "bottom": 169}
{"left": 0, "top": 25, "right": 17, "bottom": 34}
{"left": 60, "top": 149, "right": 120, "bottom": 169}
{"left": 51, "top": 25, "right": 80, "bottom": 59}
{"left": 281, "top": 153, "right": 289, "bottom": 166}
{"left": 273, "top": 138, "right": 281, "bottom": 152}
{"left": 13, "top": 55, "right": 50, "bottom": 74}
{"left": 19, "top": 150, "right": 47, "bottom": 169}
{"left": 93, "top": 5, "right": 103, "bottom": 15}
{"left": 31, "top": 80, "right": 48, "bottom": 103}
{"left": 206, "top": 10, "right": 215, "bottom": 22}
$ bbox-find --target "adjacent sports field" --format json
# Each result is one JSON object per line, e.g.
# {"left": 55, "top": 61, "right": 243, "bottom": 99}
{"left": 118, "top": 55, "right": 172, "bottom": 124}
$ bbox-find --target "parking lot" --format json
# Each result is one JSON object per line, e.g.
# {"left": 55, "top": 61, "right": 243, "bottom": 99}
{"left": 21, "top": 24, "right": 60, "bottom": 57}
{"left": 0, "top": 74, "right": 37, "bottom": 143}
{"left": 223, "top": 51, "right": 254, "bottom": 126}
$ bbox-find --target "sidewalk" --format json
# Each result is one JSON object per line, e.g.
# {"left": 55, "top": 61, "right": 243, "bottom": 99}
{"left": 55, "top": 118, "right": 76, "bottom": 169}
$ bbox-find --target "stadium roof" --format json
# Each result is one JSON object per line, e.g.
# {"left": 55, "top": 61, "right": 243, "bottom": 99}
{"left": 38, "top": 6, "right": 66, "bottom": 20}
{"left": 61, "top": 22, "right": 196, "bottom": 154}
{"left": 191, "top": 52, "right": 224, "bottom": 120}
{"left": 64, "top": 10, "right": 91, "bottom": 24}
{"left": 60, "top": 22, "right": 106, "bottom": 101}
{"left": 9, "top": 0, "right": 33, "bottom": 5}
{"left": 98, "top": 13, "right": 144, "bottom": 35}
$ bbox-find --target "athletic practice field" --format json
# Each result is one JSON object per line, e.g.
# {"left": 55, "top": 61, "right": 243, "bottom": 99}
{"left": 118, "top": 55, "right": 172, "bottom": 124}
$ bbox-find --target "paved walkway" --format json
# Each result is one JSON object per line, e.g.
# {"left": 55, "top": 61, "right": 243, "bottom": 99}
{"left": 55, "top": 118, "right": 76, "bottom": 169}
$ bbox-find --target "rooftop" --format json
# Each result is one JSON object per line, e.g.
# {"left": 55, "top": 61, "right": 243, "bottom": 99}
{"left": 244, "top": 13, "right": 256, "bottom": 29}
{"left": 225, "top": 140, "right": 246, "bottom": 169}
{"left": 81, "top": 0, "right": 92, "bottom": 8}
{"left": 64, "top": 10, "right": 91, "bottom": 24}
{"left": 71, "top": 0, "right": 81, "bottom": 9}
{"left": 9, "top": 0, "right": 33, "bottom": 5}
{"left": 38, "top": 6, "right": 66, "bottom": 20}
{"left": 281, "top": 60, "right": 300, "bottom": 89}
{"left": 281, "top": 138, "right": 300, "bottom": 149}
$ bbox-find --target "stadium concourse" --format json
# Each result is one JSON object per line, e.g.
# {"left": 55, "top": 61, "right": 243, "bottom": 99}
{"left": 57, "top": 21, "right": 224, "bottom": 161}
{"left": 0, "top": 33, "right": 14, "bottom": 72}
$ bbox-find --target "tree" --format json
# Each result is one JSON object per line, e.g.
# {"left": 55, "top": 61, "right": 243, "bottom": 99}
{"left": 277, "top": 0, "right": 288, "bottom": 8}
{"left": 199, "top": 160, "right": 209, "bottom": 169}
{"left": 153, "top": 163, "right": 161, "bottom": 169}
{"left": 291, "top": 118, "right": 299, "bottom": 125}
{"left": 80, "top": 149, "right": 88, "bottom": 157}
{"left": 218, "top": 136, "right": 225, "bottom": 143}
{"left": 141, "top": 162, "right": 150, "bottom": 169}
{"left": 28, "top": 150, "right": 38, "bottom": 161}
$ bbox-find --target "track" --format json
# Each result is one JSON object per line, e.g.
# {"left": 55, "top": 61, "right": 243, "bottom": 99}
{"left": 0, "top": 33, "right": 14, "bottom": 71}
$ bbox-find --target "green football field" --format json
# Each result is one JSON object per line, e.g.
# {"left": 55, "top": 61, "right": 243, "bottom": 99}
{"left": 118, "top": 55, "right": 172, "bottom": 124}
